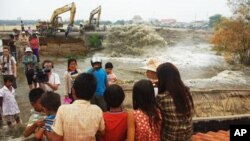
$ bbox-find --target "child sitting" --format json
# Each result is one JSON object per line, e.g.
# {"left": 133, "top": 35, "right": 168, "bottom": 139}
{"left": 105, "top": 62, "right": 117, "bottom": 85}
{"left": 100, "top": 84, "right": 128, "bottom": 141}
{"left": 35, "top": 92, "right": 61, "bottom": 140}
{"left": 0, "top": 75, "right": 20, "bottom": 128}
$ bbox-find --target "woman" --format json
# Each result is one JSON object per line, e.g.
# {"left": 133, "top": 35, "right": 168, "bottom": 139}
{"left": 63, "top": 58, "right": 81, "bottom": 103}
{"left": 29, "top": 33, "right": 40, "bottom": 62}
{"left": 127, "top": 79, "right": 162, "bottom": 141}
{"left": 156, "top": 62, "right": 194, "bottom": 141}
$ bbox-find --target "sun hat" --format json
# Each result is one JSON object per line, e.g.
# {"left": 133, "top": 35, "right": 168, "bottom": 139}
{"left": 140, "top": 58, "right": 161, "bottom": 72}
{"left": 25, "top": 47, "right": 32, "bottom": 52}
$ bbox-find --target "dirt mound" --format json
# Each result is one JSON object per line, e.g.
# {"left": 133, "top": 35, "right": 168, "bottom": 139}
{"left": 104, "top": 25, "right": 167, "bottom": 56}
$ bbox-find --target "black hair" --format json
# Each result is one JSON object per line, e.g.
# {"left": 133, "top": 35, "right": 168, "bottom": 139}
{"left": 40, "top": 92, "right": 61, "bottom": 112}
{"left": 157, "top": 62, "right": 194, "bottom": 116}
{"left": 72, "top": 73, "right": 97, "bottom": 100}
{"left": 105, "top": 62, "right": 113, "bottom": 69}
{"left": 9, "top": 34, "right": 15, "bottom": 39}
{"left": 42, "top": 60, "right": 54, "bottom": 68}
{"left": 67, "top": 58, "right": 77, "bottom": 71}
{"left": 3, "top": 75, "right": 14, "bottom": 83}
{"left": 132, "top": 79, "right": 161, "bottom": 130}
{"left": 28, "top": 88, "right": 45, "bottom": 103}
{"left": 104, "top": 84, "right": 125, "bottom": 110}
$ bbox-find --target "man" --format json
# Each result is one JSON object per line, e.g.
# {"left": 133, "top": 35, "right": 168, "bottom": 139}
{"left": 23, "top": 88, "right": 46, "bottom": 138}
{"left": 87, "top": 56, "right": 108, "bottom": 112}
{"left": 40, "top": 60, "right": 60, "bottom": 92}
{"left": 46, "top": 73, "right": 105, "bottom": 141}
{"left": 0, "top": 47, "right": 17, "bottom": 89}
{"left": 140, "top": 58, "right": 161, "bottom": 95}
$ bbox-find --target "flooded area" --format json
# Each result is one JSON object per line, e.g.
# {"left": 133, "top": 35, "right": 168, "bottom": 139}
{"left": 1, "top": 29, "right": 250, "bottom": 140}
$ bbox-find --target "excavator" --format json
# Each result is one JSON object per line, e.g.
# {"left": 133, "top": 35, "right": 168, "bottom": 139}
{"left": 81, "top": 5, "right": 101, "bottom": 32}
{"left": 36, "top": 2, "right": 76, "bottom": 36}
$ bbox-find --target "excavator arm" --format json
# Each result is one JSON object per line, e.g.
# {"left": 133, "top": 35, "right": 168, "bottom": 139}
{"left": 88, "top": 5, "right": 101, "bottom": 27}
{"left": 50, "top": 2, "right": 76, "bottom": 28}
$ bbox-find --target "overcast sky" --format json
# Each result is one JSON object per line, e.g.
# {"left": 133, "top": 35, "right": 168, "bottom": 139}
{"left": 0, "top": 0, "right": 232, "bottom": 22}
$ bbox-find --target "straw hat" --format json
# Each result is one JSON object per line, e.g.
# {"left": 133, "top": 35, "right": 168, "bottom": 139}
{"left": 25, "top": 47, "right": 32, "bottom": 52}
{"left": 140, "top": 58, "right": 160, "bottom": 72}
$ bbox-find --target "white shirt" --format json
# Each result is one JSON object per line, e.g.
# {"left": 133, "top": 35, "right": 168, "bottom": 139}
{"left": 45, "top": 72, "right": 61, "bottom": 92}
{"left": 0, "top": 86, "right": 20, "bottom": 115}
{"left": 0, "top": 55, "right": 16, "bottom": 75}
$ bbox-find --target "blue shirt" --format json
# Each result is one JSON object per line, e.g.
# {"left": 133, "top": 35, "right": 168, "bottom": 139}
{"left": 87, "top": 68, "right": 107, "bottom": 96}
{"left": 44, "top": 115, "right": 56, "bottom": 132}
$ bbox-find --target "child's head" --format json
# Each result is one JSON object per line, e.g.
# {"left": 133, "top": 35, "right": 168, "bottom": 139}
{"left": 40, "top": 92, "right": 61, "bottom": 115}
{"left": 67, "top": 58, "right": 77, "bottom": 71}
{"left": 105, "top": 62, "right": 113, "bottom": 74}
{"left": 29, "top": 88, "right": 45, "bottom": 112}
{"left": 132, "top": 79, "right": 156, "bottom": 110}
{"left": 104, "top": 84, "right": 125, "bottom": 110}
{"left": 3, "top": 75, "right": 14, "bottom": 87}
{"left": 72, "top": 73, "right": 97, "bottom": 100}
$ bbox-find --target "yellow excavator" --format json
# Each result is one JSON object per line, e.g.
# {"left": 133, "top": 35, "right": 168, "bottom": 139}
{"left": 36, "top": 2, "right": 76, "bottom": 36}
{"left": 81, "top": 5, "right": 101, "bottom": 32}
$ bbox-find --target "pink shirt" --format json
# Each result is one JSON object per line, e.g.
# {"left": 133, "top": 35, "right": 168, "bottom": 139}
{"left": 134, "top": 110, "right": 162, "bottom": 141}
{"left": 107, "top": 73, "right": 117, "bottom": 85}
{"left": 29, "top": 38, "right": 39, "bottom": 49}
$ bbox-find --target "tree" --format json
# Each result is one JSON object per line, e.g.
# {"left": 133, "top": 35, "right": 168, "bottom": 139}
{"left": 211, "top": 1, "right": 250, "bottom": 65}
{"left": 114, "top": 20, "right": 125, "bottom": 25}
{"left": 209, "top": 14, "right": 222, "bottom": 27}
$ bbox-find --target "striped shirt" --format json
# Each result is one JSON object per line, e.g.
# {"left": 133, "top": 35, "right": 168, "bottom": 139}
{"left": 44, "top": 115, "right": 55, "bottom": 132}
{"left": 156, "top": 91, "right": 193, "bottom": 141}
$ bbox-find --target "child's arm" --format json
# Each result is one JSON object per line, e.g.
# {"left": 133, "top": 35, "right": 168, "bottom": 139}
{"left": 35, "top": 127, "right": 45, "bottom": 140}
{"left": 127, "top": 111, "right": 135, "bottom": 141}
{"left": 23, "top": 119, "right": 44, "bottom": 137}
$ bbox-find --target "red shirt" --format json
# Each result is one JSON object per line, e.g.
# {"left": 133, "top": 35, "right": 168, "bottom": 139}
{"left": 29, "top": 38, "right": 39, "bottom": 49}
{"left": 100, "top": 111, "right": 128, "bottom": 141}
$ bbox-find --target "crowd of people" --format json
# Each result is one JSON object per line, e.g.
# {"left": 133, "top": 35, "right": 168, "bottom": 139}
{"left": 0, "top": 29, "right": 195, "bottom": 141}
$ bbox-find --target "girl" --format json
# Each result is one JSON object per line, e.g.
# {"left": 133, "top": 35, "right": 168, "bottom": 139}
{"left": 0, "top": 75, "right": 20, "bottom": 128}
{"left": 127, "top": 79, "right": 162, "bottom": 141}
{"left": 64, "top": 58, "right": 81, "bottom": 103}
{"left": 156, "top": 62, "right": 194, "bottom": 141}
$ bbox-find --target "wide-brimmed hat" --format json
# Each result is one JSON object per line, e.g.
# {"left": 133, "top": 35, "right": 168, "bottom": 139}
{"left": 25, "top": 47, "right": 32, "bottom": 52}
{"left": 140, "top": 58, "right": 160, "bottom": 72}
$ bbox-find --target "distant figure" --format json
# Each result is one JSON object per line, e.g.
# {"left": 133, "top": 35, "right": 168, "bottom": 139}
{"left": 105, "top": 62, "right": 117, "bottom": 85}
{"left": 8, "top": 34, "right": 17, "bottom": 61}
{"left": 21, "top": 20, "right": 25, "bottom": 31}
{"left": 29, "top": 33, "right": 40, "bottom": 62}
{"left": 27, "top": 26, "right": 33, "bottom": 36}
{"left": 65, "top": 25, "right": 72, "bottom": 38}
{"left": 156, "top": 62, "right": 194, "bottom": 141}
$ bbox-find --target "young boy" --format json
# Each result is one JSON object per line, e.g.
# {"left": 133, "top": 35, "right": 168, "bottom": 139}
{"left": 23, "top": 88, "right": 46, "bottom": 138}
{"left": 0, "top": 75, "right": 20, "bottom": 128}
{"left": 35, "top": 92, "right": 61, "bottom": 140}
{"left": 100, "top": 84, "right": 128, "bottom": 141}
{"left": 105, "top": 62, "right": 117, "bottom": 85}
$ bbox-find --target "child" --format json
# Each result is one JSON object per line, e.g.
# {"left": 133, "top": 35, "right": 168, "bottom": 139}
{"left": 35, "top": 92, "right": 61, "bottom": 140}
{"left": 100, "top": 84, "right": 128, "bottom": 141}
{"left": 23, "top": 88, "right": 46, "bottom": 138}
{"left": 0, "top": 75, "right": 20, "bottom": 128}
{"left": 105, "top": 62, "right": 117, "bottom": 85}
{"left": 64, "top": 58, "right": 81, "bottom": 103}
{"left": 127, "top": 79, "right": 162, "bottom": 141}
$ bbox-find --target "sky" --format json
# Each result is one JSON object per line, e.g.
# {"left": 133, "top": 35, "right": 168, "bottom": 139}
{"left": 0, "top": 0, "right": 232, "bottom": 22}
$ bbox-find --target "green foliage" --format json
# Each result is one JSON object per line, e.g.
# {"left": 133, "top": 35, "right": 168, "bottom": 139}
{"left": 209, "top": 14, "right": 222, "bottom": 27}
{"left": 89, "top": 34, "right": 102, "bottom": 48}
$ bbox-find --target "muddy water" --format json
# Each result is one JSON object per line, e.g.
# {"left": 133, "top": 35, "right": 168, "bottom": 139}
{"left": 1, "top": 41, "right": 250, "bottom": 140}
